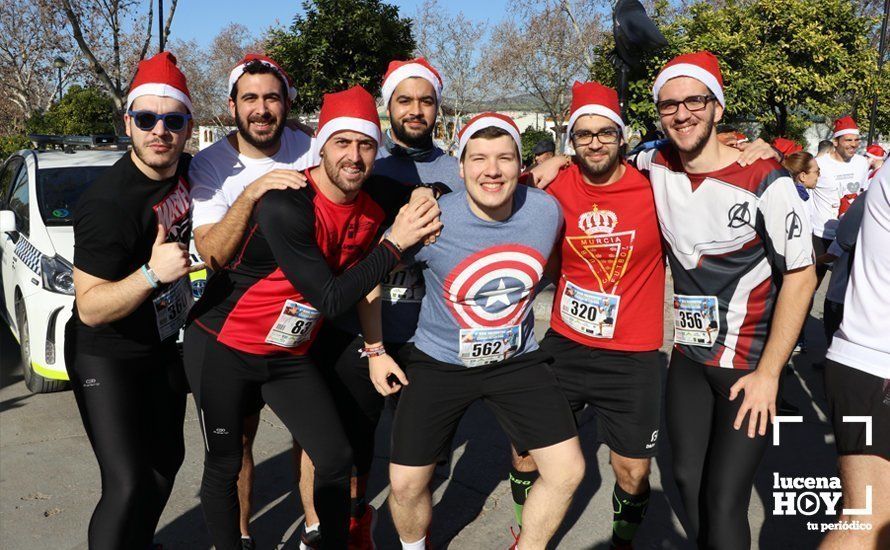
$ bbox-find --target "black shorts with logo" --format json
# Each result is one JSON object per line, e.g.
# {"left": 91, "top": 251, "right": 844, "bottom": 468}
{"left": 390, "top": 346, "right": 578, "bottom": 466}
{"left": 824, "top": 360, "right": 890, "bottom": 460}
{"left": 541, "top": 329, "right": 663, "bottom": 458}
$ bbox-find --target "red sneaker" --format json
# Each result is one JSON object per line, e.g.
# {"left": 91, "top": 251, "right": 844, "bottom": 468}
{"left": 348, "top": 504, "right": 377, "bottom": 550}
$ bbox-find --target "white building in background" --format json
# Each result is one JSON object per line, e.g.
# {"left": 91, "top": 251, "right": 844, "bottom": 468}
{"left": 197, "top": 125, "right": 236, "bottom": 150}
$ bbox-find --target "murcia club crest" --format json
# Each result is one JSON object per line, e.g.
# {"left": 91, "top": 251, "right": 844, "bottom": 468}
{"left": 566, "top": 204, "right": 635, "bottom": 293}
{"left": 443, "top": 244, "right": 545, "bottom": 328}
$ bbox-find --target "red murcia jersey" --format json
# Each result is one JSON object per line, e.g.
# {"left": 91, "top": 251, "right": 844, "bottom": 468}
{"left": 191, "top": 170, "right": 386, "bottom": 356}
{"left": 635, "top": 146, "right": 814, "bottom": 369}
{"left": 547, "top": 162, "right": 665, "bottom": 351}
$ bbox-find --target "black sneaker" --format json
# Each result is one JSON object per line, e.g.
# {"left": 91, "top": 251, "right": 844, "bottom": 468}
{"left": 240, "top": 536, "right": 255, "bottom": 550}
{"left": 300, "top": 524, "right": 322, "bottom": 550}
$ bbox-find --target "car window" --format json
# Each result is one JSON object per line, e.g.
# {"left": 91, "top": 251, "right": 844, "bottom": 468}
{"left": 37, "top": 166, "right": 110, "bottom": 226}
{"left": 0, "top": 157, "right": 23, "bottom": 208}
{"left": 8, "top": 167, "right": 29, "bottom": 237}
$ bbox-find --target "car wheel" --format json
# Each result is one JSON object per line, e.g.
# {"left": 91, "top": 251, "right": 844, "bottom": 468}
{"left": 16, "top": 299, "right": 68, "bottom": 394}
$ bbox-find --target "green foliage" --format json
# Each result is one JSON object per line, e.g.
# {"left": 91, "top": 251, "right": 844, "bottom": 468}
{"left": 0, "top": 134, "right": 32, "bottom": 161}
{"left": 265, "top": 0, "right": 416, "bottom": 115}
{"left": 591, "top": 0, "right": 886, "bottom": 138}
{"left": 520, "top": 126, "right": 554, "bottom": 163}
{"left": 26, "top": 85, "right": 116, "bottom": 136}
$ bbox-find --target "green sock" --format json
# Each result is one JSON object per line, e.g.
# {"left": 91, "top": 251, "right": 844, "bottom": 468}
{"left": 612, "top": 482, "right": 649, "bottom": 546}
{"left": 509, "top": 467, "right": 539, "bottom": 528}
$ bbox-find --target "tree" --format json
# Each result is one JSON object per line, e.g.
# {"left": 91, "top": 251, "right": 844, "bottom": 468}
{"left": 413, "top": 0, "right": 489, "bottom": 149}
{"left": 59, "top": 0, "right": 180, "bottom": 134}
{"left": 170, "top": 23, "right": 263, "bottom": 127}
{"left": 591, "top": 0, "right": 884, "bottom": 140}
{"left": 264, "top": 0, "right": 416, "bottom": 116}
{"left": 486, "top": 0, "right": 607, "bottom": 147}
{"left": 26, "top": 85, "right": 116, "bottom": 136}
{"left": 0, "top": 0, "right": 82, "bottom": 133}
{"left": 520, "top": 126, "right": 555, "bottom": 163}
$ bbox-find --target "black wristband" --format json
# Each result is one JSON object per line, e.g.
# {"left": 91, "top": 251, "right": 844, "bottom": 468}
{"left": 413, "top": 181, "right": 449, "bottom": 199}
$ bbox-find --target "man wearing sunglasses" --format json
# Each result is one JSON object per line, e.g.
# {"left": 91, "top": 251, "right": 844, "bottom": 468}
{"left": 634, "top": 51, "right": 816, "bottom": 550}
{"left": 506, "top": 82, "right": 665, "bottom": 550}
{"left": 66, "top": 51, "right": 201, "bottom": 549}
{"left": 189, "top": 53, "right": 314, "bottom": 550}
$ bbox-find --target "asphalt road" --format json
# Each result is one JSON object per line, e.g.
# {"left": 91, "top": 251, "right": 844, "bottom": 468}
{"left": 1, "top": 280, "right": 842, "bottom": 549}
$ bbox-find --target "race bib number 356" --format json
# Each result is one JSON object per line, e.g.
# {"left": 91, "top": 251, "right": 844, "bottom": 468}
{"left": 559, "top": 281, "right": 620, "bottom": 339}
{"left": 265, "top": 300, "right": 321, "bottom": 348}
{"left": 673, "top": 295, "right": 719, "bottom": 348}
{"left": 458, "top": 325, "right": 521, "bottom": 368}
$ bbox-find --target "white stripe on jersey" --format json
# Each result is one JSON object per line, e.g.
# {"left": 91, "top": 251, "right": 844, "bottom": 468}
{"left": 719, "top": 257, "right": 772, "bottom": 368}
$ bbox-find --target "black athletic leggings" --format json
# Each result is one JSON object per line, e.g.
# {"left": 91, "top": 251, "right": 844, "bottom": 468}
{"left": 183, "top": 325, "right": 353, "bottom": 550}
{"left": 65, "top": 334, "right": 186, "bottom": 550}
{"left": 666, "top": 351, "right": 773, "bottom": 550}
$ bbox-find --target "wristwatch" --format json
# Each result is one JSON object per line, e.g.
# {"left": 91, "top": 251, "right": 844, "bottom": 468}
{"left": 413, "top": 181, "right": 449, "bottom": 199}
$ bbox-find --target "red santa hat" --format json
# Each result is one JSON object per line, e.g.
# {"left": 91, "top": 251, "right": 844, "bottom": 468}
{"left": 866, "top": 144, "right": 886, "bottom": 159}
{"left": 126, "top": 51, "right": 192, "bottom": 112}
{"left": 314, "top": 85, "right": 382, "bottom": 155}
{"left": 228, "top": 53, "right": 297, "bottom": 101}
{"left": 457, "top": 112, "right": 521, "bottom": 160}
{"left": 833, "top": 116, "right": 859, "bottom": 139}
{"left": 652, "top": 51, "right": 725, "bottom": 107}
{"left": 734, "top": 132, "right": 749, "bottom": 144}
{"left": 772, "top": 137, "right": 803, "bottom": 156}
{"left": 381, "top": 57, "right": 443, "bottom": 107}
{"left": 566, "top": 81, "right": 624, "bottom": 137}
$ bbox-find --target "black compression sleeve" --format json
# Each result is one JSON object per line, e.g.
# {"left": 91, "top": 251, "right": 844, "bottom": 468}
{"left": 256, "top": 189, "right": 402, "bottom": 319}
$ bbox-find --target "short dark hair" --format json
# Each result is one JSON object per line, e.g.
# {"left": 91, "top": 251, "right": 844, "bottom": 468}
{"left": 817, "top": 140, "right": 835, "bottom": 155}
{"left": 230, "top": 60, "right": 289, "bottom": 102}
{"left": 460, "top": 126, "right": 520, "bottom": 162}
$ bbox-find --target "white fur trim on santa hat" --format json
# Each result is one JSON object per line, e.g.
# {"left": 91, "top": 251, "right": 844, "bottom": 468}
{"left": 567, "top": 105, "right": 625, "bottom": 136}
{"left": 457, "top": 117, "right": 522, "bottom": 160}
{"left": 652, "top": 63, "right": 725, "bottom": 107}
{"left": 229, "top": 62, "right": 297, "bottom": 101}
{"left": 127, "top": 83, "right": 193, "bottom": 112}
{"left": 833, "top": 128, "right": 860, "bottom": 138}
{"left": 311, "top": 116, "right": 383, "bottom": 161}
{"left": 381, "top": 64, "right": 443, "bottom": 108}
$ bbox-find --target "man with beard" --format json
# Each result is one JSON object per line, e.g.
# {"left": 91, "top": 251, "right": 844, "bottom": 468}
{"left": 183, "top": 85, "right": 442, "bottom": 550}
{"left": 189, "top": 54, "right": 314, "bottom": 549}
{"left": 507, "top": 82, "right": 665, "bottom": 550}
{"left": 66, "top": 51, "right": 201, "bottom": 548}
{"left": 305, "top": 57, "right": 462, "bottom": 549}
{"left": 634, "top": 51, "right": 816, "bottom": 550}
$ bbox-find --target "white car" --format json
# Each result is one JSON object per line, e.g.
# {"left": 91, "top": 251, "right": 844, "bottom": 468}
{"left": 0, "top": 139, "right": 207, "bottom": 394}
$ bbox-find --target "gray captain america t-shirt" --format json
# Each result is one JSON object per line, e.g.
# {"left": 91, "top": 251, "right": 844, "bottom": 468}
{"left": 331, "top": 140, "right": 464, "bottom": 343}
{"left": 409, "top": 185, "right": 563, "bottom": 366}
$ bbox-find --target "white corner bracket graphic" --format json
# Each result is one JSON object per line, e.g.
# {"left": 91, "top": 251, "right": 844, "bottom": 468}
{"left": 843, "top": 484, "right": 873, "bottom": 516}
{"left": 773, "top": 415, "right": 803, "bottom": 446}
{"left": 842, "top": 416, "right": 873, "bottom": 447}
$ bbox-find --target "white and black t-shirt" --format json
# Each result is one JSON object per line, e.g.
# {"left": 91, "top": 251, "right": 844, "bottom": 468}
{"left": 812, "top": 155, "right": 869, "bottom": 239}
{"left": 190, "top": 127, "right": 314, "bottom": 229}
{"left": 827, "top": 162, "right": 890, "bottom": 379}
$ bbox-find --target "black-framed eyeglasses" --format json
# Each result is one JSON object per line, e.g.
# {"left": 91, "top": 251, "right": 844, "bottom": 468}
{"left": 655, "top": 95, "right": 717, "bottom": 116}
{"left": 571, "top": 128, "right": 621, "bottom": 146}
{"left": 127, "top": 110, "right": 192, "bottom": 132}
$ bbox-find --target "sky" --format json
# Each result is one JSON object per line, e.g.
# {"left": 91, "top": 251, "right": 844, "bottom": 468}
{"left": 171, "top": 0, "right": 508, "bottom": 48}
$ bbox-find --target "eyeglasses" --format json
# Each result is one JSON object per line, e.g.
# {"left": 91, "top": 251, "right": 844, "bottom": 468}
{"left": 127, "top": 110, "right": 192, "bottom": 132}
{"left": 571, "top": 128, "right": 621, "bottom": 146}
{"left": 655, "top": 95, "right": 717, "bottom": 116}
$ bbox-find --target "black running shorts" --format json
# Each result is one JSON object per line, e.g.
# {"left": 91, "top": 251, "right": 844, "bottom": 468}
{"left": 390, "top": 346, "right": 577, "bottom": 466}
{"left": 824, "top": 360, "right": 890, "bottom": 460}
{"left": 541, "top": 329, "right": 663, "bottom": 458}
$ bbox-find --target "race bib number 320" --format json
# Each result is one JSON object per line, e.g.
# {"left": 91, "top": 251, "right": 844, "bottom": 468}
{"left": 672, "top": 295, "right": 719, "bottom": 348}
{"left": 559, "top": 281, "right": 620, "bottom": 339}
{"left": 458, "top": 325, "right": 521, "bottom": 368}
{"left": 265, "top": 300, "right": 321, "bottom": 348}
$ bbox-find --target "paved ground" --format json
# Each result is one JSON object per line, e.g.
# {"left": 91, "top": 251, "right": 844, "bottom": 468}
{"left": 1, "top": 278, "right": 841, "bottom": 549}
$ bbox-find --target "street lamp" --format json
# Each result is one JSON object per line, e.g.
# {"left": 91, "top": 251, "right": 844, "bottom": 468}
{"left": 53, "top": 56, "right": 66, "bottom": 103}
